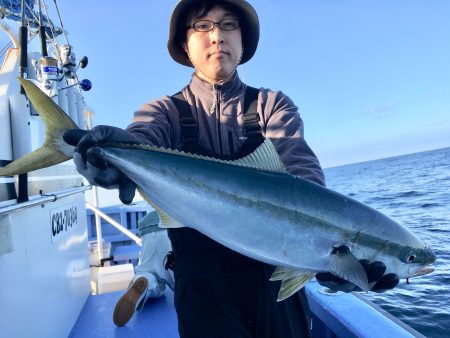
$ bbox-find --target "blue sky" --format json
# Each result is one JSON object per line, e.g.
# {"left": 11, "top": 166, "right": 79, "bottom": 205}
{"left": 5, "top": 1, "right": 450, "bottom": 167}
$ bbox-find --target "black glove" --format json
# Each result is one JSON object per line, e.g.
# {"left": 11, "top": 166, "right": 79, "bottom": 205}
{"left": 316, "top": 260, "right": 399, "bottom": 293}
{"left": 63, "top": 125, "right": 142, "bottom": 204}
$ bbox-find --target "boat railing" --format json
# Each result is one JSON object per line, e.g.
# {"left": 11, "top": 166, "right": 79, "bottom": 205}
{"left": 85, "top": 202, "right": 142, "bottom": 246}
{"left": 0, "top": 183, "right": 143, "bottom": 265}
{"left": 0, "top": 185, "right": 91, "bottom": 216}
{"left": 85, "top": 190, "right": 143, "bottom": 267}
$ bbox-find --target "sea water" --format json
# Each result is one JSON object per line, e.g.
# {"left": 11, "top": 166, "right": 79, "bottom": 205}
{"left": 324, "top": 147, "right": 450, "bottom": 338}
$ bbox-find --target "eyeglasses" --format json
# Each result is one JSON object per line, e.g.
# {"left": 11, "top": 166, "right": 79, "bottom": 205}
{"left": 187, "top": 18, "right": 239, "bottom": 32}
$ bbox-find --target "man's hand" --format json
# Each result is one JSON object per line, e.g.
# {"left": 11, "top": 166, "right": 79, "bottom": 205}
{"left": 63, "top": 125, "right": 142, "bottom": 204}
{"left": 316, "top": 260, "right": 399, "bottom": 293}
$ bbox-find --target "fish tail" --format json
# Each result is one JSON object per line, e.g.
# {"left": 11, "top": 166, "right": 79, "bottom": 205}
{"left": 0, "top": 78, "right": 79, "bottom": 176}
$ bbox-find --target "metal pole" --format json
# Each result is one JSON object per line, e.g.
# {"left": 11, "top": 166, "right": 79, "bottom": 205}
{"left": 85, "top": 203, "right": 142, "bottom": 246}
{"left": 0, "top": 186, "right": 91, "bottom": 216}
{"left": 92, "top": 186, "right": 104, "bottom": 264}
{"left": 85, "top": 110, "right": 104, "bottom": 264}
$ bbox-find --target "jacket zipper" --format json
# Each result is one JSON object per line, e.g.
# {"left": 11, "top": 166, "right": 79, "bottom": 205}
{"left": 213, "top": 84, "right": 223, "bottom": 155}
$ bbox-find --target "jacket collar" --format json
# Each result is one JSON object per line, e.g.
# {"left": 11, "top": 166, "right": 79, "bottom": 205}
{"left": 189, "top": 71, "right": 244, "bottom": 99}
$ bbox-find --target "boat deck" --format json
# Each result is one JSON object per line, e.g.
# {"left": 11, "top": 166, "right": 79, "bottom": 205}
{"left": 70, "top": 290, "right": 178, "bottom": 338}
{"left": 70, "top": 282, "right": 424, "bottom": 338}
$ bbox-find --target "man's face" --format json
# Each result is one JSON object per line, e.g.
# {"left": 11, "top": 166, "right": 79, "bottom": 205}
{"left": 185, "top": 6, "right": 242, "bottom": 83}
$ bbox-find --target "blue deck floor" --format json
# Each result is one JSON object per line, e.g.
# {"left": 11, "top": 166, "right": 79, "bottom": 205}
{"left": 70, "top": 290, "right": 179, "bottom": 338}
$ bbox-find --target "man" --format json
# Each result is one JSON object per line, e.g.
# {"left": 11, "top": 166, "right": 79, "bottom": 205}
{"left": 65, "top": 1, "right": 398, "bottom": 337}
{"left": 112, "top": 211, "right": 174, "bottom": 327}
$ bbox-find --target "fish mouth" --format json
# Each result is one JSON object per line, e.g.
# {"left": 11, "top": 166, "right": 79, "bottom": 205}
{"left": 410, "top": 265, "right": 435, "bottom": 278}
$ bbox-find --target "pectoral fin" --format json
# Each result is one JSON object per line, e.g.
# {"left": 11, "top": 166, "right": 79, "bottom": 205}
{"left": 328, "top": 245, "right": 369, "bottom": 291}
{"left": 276, "top": 272, "right": 314, "bottom": 302}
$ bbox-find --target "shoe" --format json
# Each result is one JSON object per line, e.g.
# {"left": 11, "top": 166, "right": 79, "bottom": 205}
{"left": 113, "top": 276, "right": 148, "bottom": 326}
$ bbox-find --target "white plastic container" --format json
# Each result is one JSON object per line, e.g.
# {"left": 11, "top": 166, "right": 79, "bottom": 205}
{"left": 88, "top": 239, "right": 111, "bottom": 266}
{"left": 97, "top": 264, "right": 134, "bottom": 294}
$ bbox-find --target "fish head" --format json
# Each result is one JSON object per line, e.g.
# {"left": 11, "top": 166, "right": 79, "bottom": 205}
{"left": 398, "top": 245, "right": 436, "bottom": 278}
{"left": 345, "top": 221, "right": 437, "bottom": 288}
{"left": 347, "top": 211, "right": 437, "bottom": 283}
{"left": 372, "top": 244, "right": 436, "bottom": 280}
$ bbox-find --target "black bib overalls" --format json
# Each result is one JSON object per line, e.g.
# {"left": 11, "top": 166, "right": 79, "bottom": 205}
{"left": 168, "top": 88, "right": 312, "bottom": 338}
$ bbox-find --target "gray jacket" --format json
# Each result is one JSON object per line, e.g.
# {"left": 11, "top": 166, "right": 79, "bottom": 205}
{"left": 127, "top": 72, "right": 325, "bottom": 185}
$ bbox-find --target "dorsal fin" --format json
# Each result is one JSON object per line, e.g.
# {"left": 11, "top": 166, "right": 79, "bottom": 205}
{"left": 110, "top": 138, "right": 287, "bottom": 174}
{"left": 232, "top": 139, "right": 287, "bottom": 173}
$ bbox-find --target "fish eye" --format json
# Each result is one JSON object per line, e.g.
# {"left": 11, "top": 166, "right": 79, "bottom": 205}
{"left": 407, "top": 254, "right": 416, "bottom": 263}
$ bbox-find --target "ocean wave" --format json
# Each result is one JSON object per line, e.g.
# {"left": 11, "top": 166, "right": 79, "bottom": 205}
{"left": 325, "top": 147, "right": 450, "bottom": 338}
{"left": 393, "top": 190, "right": 427, "bottom": 198}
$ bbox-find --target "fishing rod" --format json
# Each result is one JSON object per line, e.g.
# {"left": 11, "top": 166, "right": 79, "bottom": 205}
{"left": 17, "top": 0, "right": 28, "bottom": 203}
{"left": 37, "top": 0, "right": 47, "bottom": 57}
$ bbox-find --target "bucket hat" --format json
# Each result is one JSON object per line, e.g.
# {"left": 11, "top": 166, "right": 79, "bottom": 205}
{"left": 168, "top": 0, "right": 259, "bottom": 67}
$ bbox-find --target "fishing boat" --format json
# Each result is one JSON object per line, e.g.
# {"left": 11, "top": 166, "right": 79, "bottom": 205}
{"left": 0, "top": 1, "right": 92, "bottom": 337}
{"left": 0, "top": 1, "right": 427, "bottom": 337}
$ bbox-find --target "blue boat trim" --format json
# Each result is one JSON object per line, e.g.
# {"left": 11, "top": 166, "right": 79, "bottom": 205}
{"left": 306, "top": 282, "right": 426, "bottom": 338}
{"left": 353, "top": 293, "right": 426, "bottom": 338}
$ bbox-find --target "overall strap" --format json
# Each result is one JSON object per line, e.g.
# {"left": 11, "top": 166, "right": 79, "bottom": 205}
{"left": 242, "top": 86, "right": 261, "bottom": 137}
{"left": 236, "top": 86, "right": 265, "bottom": 158}
{"left": 172, "top": 86, "right": 261, "bottom": 155}
{"left": 172, "top": 91, "right": 199, "bottom": 154}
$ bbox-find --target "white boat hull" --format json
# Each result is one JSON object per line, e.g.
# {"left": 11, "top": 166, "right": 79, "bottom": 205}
{"left": 0, "top": 191, "right": 90, "bottom": 338}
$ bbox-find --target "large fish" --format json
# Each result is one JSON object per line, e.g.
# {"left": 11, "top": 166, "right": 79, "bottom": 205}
{"left": 0, "top": 79, "right": 436, "bottom": 300}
